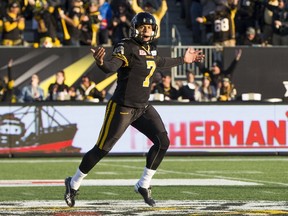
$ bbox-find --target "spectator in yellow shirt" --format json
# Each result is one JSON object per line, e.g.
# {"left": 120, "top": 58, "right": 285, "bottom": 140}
{"left": 2, "top": 2, "right": 25, "bottom": 46}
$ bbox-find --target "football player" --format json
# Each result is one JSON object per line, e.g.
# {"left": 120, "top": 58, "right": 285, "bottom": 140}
{"left": 64, "top": 12, "right": 204, "bottom": 207}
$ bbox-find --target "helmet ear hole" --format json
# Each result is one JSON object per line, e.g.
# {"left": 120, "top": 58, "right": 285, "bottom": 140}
{"left": 135, "top": 29, "right": 139, "bottom": 36}
{"left": 151, "top": 31, "right": 155, "bottom": 36}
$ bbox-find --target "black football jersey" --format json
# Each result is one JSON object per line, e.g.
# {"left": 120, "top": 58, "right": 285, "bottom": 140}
{"left": 205, "top": 8, "right": 237, "bottom": 42}
{"left": 110, "top": 38, "right": 183, "bottom": 108}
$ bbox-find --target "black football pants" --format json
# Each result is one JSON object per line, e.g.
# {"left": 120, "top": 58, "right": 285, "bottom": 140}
{"left": 79, "top": 100, "right": 170, "bottom": 174}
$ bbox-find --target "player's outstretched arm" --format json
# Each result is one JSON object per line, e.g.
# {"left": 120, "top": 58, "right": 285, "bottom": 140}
{"left": 183, "top": 48, "right": 205, "bottom": 64}
{"left": 90, "top": 46, "right": 123, "bottom": 74}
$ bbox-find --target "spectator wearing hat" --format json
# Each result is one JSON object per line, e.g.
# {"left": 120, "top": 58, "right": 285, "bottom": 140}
{"left": 217, "top": 77, "right": 237, "bottom": 101}
{"left": 238, "top": 26, "right": 265, "bottom": 46}
{"left": 178, "top": 70, "right": 199, "bottom": 102}
{"left": 131, "top": 0, "right": 168, "bottom": 45}
{"left": 195, "top": 72, "right": 217, "bottom": 102}
{"left": 196, "top": 49, "right": 242, "bottom": 89}
{"left": 1, "top": 1, "right": 25, "bottom": 46}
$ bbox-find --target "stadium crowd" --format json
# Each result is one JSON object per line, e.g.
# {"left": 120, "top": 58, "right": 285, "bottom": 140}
{"left": 0, "top": 0, "right": 287, "bottom": 47}
{"left": 0, "top": 0, "right": 288, "bottom": 47}
{"left": 0, "top": 0, "right": 287, "bottom": 103}
{"left": 0, "top": 0, "right": 168, "bottom": 47}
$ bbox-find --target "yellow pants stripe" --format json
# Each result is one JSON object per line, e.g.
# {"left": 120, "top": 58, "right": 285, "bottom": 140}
{"left": 97, "top": 101, "right": 117, "bottom": 150}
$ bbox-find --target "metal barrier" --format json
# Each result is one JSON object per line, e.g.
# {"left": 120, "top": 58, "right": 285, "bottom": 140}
{"left": 171, "top": 45, "right": 218, "bottom": 80}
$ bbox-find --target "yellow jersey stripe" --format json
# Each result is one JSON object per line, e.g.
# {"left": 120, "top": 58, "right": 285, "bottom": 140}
{"left": 115, "top": 54, "right": 128, "bottom": 67}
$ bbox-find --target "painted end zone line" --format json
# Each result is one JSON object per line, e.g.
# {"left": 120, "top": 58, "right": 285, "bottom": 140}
{"left": 0, "top": 179, "right": 261, "bottom": 187}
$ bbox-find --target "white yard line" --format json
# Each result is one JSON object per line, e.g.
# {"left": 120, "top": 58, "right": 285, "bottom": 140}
{"left": 0, "top": 157, "right": 287, "bottom": 163}
{"left": 155, "top": 168, "right": 288, "bottom": 187}
{"left": 0, "top": 178, "right": 260, "bottom": 187}
{"left": 99, "top": 163, "right": 288, "bottom": 187}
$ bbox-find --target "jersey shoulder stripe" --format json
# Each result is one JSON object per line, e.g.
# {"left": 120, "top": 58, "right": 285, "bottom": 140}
{"left": 112, "top": 38, "right": 135, "bottom": 67}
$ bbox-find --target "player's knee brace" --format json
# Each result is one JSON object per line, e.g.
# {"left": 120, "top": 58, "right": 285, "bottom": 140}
{"left": 155, "top": 132, "right": 170, "bottom": 150}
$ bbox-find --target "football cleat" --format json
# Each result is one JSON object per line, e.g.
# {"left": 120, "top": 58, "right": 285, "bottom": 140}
{"left": 64, "top": 176, "right": 78, "bottom": 207}
{"left": 134, "top": 182, "right": 156, "bottom": 207}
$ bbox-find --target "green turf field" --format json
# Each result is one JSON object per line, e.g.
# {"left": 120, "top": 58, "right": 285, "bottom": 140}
{"left": 0, "top": 156, "right": 287, "bottom": 202}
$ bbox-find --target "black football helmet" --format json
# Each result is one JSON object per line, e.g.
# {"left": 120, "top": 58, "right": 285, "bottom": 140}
{"left": 130, "top": 12, "right": 158, "bottom": 44}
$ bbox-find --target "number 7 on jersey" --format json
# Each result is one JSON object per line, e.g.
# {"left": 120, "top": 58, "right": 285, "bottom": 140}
{"left": 143, "top": 60, "right": 156, "bottom": 87}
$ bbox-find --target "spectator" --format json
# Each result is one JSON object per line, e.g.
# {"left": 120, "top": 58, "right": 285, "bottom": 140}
{"left": 32, "top": 0, "right": 61, "bottom": 47}
{"left": 152, "top": 73, "right": 179, "bottom": 101}
{"left": 110, "top": 2, "right": 134, "bottom": 45}
{"left": 199, "top": 0, "right": 217, "bottom": 45}
{"left": 110, "top": 0, "right": 134, "bottom": 14}
{"left": 259, "top": 0, "right": 279, "bottom": 45}
{"left": 76, "top": 75, "right": 106, "bottom": 102}
{"left": 178, "top": 70, "right": 199, "bottom": 102}
{"left": 190, "top": 0, "right": 203, "bottom": 44}
{"left": 238, "top": 26, "right": 265, "bottom": 46}
{"left": 196, "top": 48, "right": 242, "bottom": 88}
{"left": 69, "top": 86, "right": 77, "bottom": 101}
{"left": 18, "top": 74, "right": 44, "bottom": 102}
{"left": 1, "top": 1, "right": 25, "bottom": 46}
{"left": 150, "top": 70, "right": 163, "bottom": 92}
{"left": 217, "top": 76, "right": 237, "bottom": 101}
{"left": 2, "top": 59, "right": 18, "bottom": 103}
{"left": 195, "top": 72, "right": 217, "bottom": 102}
{"left": 235, "top": 0, "right": 259, "bottom": 39}
{"left": 59, "top": 0, "right": 85, "bottom": 46}
{"left": 131, "top": 0, "right": 168, "bottom": 45}
{"left": 264, "top": 0, "right": 288, "bottom": 45}
{"left": 79, "top": 0, "right": 101, "bottom": 46}
{"left": 48, "top": 70, "right": 70, "bottom": 101}
{"left": 196, "top": 0, "right": 238, "bottom": 47}
{"left": 98, "top": 0, "right": 112, "bottom": 45}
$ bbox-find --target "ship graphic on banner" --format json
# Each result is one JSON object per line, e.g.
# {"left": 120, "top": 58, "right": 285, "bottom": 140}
{"left": 0, "top": 106, "right": 79, "bottom": 154}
